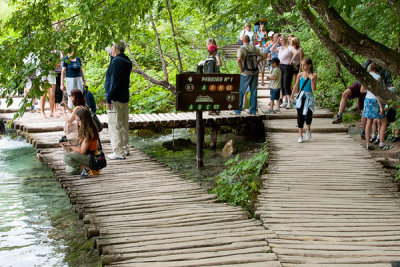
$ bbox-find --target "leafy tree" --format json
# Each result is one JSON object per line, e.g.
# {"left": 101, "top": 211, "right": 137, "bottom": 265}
{"left": 271, "top": 0, "right": 399, "bottom": 104}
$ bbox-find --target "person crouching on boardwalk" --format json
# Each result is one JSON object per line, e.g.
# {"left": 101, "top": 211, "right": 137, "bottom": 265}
{"left": 62, "top": 108, "right": 100, "bottom": 179}
{"left": 291, "top": 58, "right": 318, "bottom": 143}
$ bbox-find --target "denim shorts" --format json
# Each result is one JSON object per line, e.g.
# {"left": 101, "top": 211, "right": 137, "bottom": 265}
{"left": 270, "top": 88, "right": 280, "bottom": 101}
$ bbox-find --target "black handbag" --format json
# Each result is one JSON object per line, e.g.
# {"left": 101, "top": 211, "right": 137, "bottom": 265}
{"left": 89, "top": 138, "right": 107, "bottom": 171}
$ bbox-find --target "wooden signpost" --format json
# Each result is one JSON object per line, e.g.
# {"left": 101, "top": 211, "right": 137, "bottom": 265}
{"left": 176, "top": 72, "right": 240, "bottom": 168}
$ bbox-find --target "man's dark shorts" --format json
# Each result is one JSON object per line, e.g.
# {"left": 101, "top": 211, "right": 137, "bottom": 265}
{"left": 348, "top": 82, "right": 366, "bottom": 110}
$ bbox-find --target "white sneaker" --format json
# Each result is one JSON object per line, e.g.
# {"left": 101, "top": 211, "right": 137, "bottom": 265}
{"left": 280, "top": 102, "right": 287, "bottom": 108}
{"left": 286, "top": 102, "right": 292, "bottom": 109}
{"left": 306, "top": 131, "right": 311, "bottom": 141}
{"left": 107, "top": 153, "right": 126, "bottom": 160}
{"left": 298, "top": 136, "right": 303, "bottom": 143}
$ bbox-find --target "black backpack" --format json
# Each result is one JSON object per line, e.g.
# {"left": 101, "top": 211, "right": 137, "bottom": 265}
{"left": 242, "top": 47, "right": 258, "bottom": 72}
{"left": 203, "top": 56, "right": 219, "bottom": 74}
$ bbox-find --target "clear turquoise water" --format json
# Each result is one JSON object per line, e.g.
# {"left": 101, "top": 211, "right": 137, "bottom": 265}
{"left": 0, "top": 135, "right": 100, "bottom": 267}
{"left": 131, "top": 129, "right": 263, "bottom": 184}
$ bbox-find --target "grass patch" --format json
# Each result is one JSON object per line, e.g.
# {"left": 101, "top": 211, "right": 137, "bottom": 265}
{"left": 342, "top": 112, "right": 361, "bottom": 123}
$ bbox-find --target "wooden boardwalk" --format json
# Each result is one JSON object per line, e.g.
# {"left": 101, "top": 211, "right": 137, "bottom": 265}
{"left": 3, "top": 62, "right": 400, "bottom": 266}
{"left": 257, "top": 118, "right": 400, "bottom": 266}
{"left": 0, "top": 110, "right": 282, "bottom": 267}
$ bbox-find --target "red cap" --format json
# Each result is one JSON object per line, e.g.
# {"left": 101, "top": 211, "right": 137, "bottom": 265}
{"left": 208, "top": 44, "right": 218, "bottom": 53}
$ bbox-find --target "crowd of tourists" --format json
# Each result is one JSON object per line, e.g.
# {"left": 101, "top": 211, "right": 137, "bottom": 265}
{"left": 24, "top": 41, "right": 132, "bottom": 179}
{"left": 229, "top": 18, "right": 396, "bottom": 147}
{"left": 233, "top": 20, "right": 314, "bottom": 143}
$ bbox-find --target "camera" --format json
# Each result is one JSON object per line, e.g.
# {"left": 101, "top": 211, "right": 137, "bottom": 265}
{"left": 59, "top": 135, "right": 68, "bottom": 143}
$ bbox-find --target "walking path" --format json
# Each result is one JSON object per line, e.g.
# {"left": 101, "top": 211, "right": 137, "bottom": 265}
{"left": 257, "top": 121, "right": 400, "bottom": 266}
{"left": 0, "top": 110, "right": 281, "bottom": 267}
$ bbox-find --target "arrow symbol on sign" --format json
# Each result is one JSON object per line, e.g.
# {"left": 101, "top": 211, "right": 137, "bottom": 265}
{"left": 188, "top": 76, "right": 193, "bottom": 82}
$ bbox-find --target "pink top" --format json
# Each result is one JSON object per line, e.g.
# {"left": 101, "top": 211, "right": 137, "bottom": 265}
{"left": 291, "top": 46, "right": 302, "bottom": 65}
{"left": 278, "top": 46, "right": 293, "bottom": 65}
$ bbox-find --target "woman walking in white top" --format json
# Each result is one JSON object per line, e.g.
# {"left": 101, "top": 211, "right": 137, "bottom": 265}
{"left": 270, "top": 35, "right": 296, "bottom": 109}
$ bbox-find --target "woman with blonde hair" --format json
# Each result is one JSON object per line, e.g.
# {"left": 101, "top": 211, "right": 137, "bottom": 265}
{"left": 271, "top": 35, "right": 295, "bottom": 108}
{"left": 290, "top": 37, "right": 304, "bottom": 82}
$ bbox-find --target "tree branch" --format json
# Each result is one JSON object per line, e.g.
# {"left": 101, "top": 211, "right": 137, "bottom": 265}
{"left": 124, "top": 39, "right": 142, "bottom": 71}
{"left": 335, "top": 62, "right": 347, "bottom": 90}
{"left": 165, "top": 0, "right": 183, "bottom": 73}
{"left": 197, "top": 4, "right": 209, "bottom": 38}
{"left": 297, "top": 2, "right": 397, "bottom": 104}
{"left": 150, "top": 14, "right": 169, "bottom": 81}
{"left": 131, "top": 68, "right": 176, "bottom": 93}
{"left": 309, "top": 0, "right": 400, "bottom": 76}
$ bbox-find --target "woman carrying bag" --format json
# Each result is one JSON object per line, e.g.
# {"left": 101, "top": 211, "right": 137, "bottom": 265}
{"left": 61, "top": 108, "right": 105, "bottom": 178}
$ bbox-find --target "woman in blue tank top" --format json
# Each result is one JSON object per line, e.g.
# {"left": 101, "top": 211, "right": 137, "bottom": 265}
{"left": 290, "top": 58, "right": 318, "bottom": 143}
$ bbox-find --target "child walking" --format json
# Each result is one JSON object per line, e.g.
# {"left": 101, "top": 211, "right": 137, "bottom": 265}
{"left": 291, "top": 58, "right": 318, "bottom": 143}
{"left": 265, "top": 58, "right": 282, "bottom": 113}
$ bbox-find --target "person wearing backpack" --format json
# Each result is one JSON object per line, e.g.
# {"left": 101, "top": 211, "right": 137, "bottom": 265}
{"left": 205, "top": 44, "right": 221, "bottom": 115}
{"left": 203, "top": 44, "right": 220, "bottom": 74}
{"left": 233, "top": 35, "right": 266, "bottom": 115}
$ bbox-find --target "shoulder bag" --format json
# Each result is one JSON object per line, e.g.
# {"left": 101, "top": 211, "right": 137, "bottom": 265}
{"left": 89, "top": 137, "right": 107, "bottom": 171}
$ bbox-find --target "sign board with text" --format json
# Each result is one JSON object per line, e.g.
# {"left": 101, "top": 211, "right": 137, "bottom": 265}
{"left": 176, "top": 73, "right": 240, "bottom": 112}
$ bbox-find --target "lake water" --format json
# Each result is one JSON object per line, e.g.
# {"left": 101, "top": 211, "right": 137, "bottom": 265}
{"left": 0, "top": 135, "right": 100, "bottom": 267}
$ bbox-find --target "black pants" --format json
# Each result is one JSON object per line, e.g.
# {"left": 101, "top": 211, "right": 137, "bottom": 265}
{"left": 297, "top": 97, "right": 313, "bottom": 128}
{"left": 280, "top": 64, "right": 294, "bottom": 96}
{"left": 55, "top": 73, "right": 63, "bottom": 104}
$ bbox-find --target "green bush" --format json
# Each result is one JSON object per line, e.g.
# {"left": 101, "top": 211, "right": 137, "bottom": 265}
{"left": 210, "top": 143, "right": 269, "bottom": 215}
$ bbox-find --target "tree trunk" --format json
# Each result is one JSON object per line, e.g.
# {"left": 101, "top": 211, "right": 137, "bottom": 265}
{"left": 297, "top": 3, "right": 397, "bottom": 104}
{"left": 197, "top": 4, "right": 209, "bottom": 38}
{"left": 335, "top": 62, "right": 347, "bottom": 90}
{"left": 309, "top": 0, "right": 400, "bottom": 76}
{"left": 150, "top": 14, "right": 169, "bottom": 81}
{"left": 166, "top": 0, "right": 183, "bottom": 73}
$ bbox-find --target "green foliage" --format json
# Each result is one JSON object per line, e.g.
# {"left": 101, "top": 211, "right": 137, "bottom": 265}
{"left": 342, "top": 113, "right": 361, "bottom": 123}
{"left": 211, "top": 143, "right": 269, "bottom": 214}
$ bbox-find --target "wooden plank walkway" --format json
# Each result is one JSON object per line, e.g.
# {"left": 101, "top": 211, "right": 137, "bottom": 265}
{"left": 0, "top": 111, "right": 282, "bottom": 267}
{"left": 256, "top": 118, "right": 400, "bottom": 266}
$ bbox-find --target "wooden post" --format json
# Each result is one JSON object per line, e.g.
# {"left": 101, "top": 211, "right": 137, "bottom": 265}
{"left": 210, "top": 125, "right": 218, "bottom": 150}
{"left": 196, "top": 110, "right": 204, "bottom": 169}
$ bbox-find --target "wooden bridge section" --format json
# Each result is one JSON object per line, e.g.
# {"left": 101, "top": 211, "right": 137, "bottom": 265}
{"left": 258, "top": 122, "right": 400, "bottom": 266}
{"left": 0, "top": 109, "right": 281, "bottom": 267}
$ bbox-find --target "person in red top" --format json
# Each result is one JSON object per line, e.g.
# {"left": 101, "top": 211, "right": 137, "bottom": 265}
{"left": 61, "top": 108, "right": 99, "bottom": 178}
